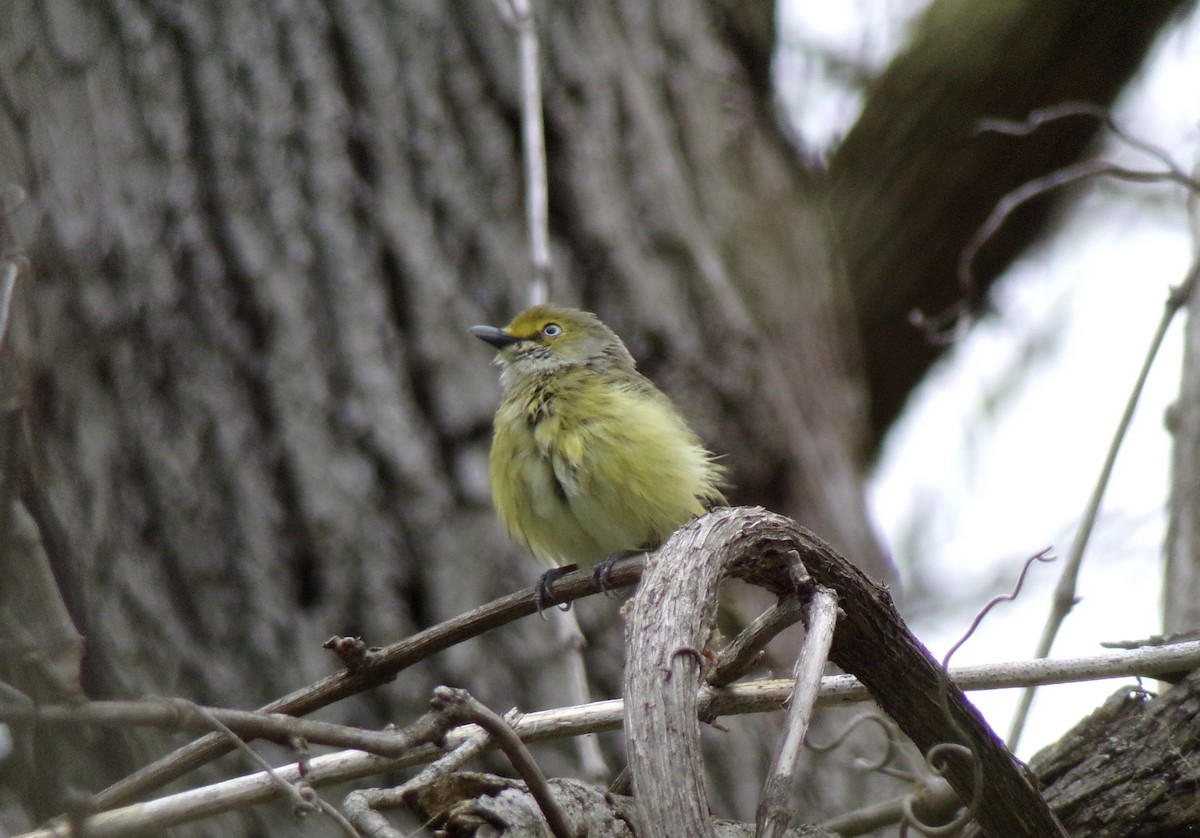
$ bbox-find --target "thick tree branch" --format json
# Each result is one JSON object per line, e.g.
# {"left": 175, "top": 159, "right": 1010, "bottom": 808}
{"left": 624, "top": 508, "right": 1064, "bottom": 837}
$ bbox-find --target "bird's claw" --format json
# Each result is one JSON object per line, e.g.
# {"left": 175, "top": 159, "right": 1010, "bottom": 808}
{"left": 593, "top": 550, "right": 639, "bottom": 598}
{"left": 534, "top": 565, "right": 576, "bottom": 618}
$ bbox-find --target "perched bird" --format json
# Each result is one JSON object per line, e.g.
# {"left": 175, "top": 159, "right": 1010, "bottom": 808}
{"left": 470, "top": 304, "right": 727, "bottom": 611}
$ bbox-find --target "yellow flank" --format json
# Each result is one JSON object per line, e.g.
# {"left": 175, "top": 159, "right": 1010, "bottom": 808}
{"left": 471, "top": 305, "right": 726, "bottom": 569}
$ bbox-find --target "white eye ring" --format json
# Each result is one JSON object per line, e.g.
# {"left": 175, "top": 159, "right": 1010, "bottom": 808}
{"left": 542, "top": 323, "right": 563, "bottom": 338}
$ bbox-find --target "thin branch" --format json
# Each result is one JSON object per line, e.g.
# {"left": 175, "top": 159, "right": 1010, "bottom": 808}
{"left": 493, "top": 0, "right": 552, "bottom": 305}
{"left": 0, "top": 257, "right": 20, "bottom": 350}
{"left": 366, "top": 719, "right": 496, "bottom": 806}
{"left": 707, "top": 594, "right": 806, "bottom": 688}
{"left": 175, "top": 700, "right": 317, "bottom": 818}
{"left": 0, "top": 698, "right": 451, "bottom": 759}
{"left": 10, "top": 638, "right": 1196, "bottom": 743}
{"left": 821, "top": 779, "right": 959, "bottom": 837}
{"left": 84, "top": 700, "right": 356, "bottom": 838}
{"left": 1103, "top": 629, "right": 1200, "bottom": 650}
{"left": 15, "top": 639, "right": 1200, "bottom": 838}
{"left": 914, "top": 103, "right": 1200, "bottom": 341}
{"left": 976, "top": 102, "right": 1200, "bottom": 189}
{"left": 430, "top": 686, "right": 576, "bottom": 838}
{"left": 342, "top": 791, "right": 406, "bottom": 838}
{"left": 1008, "top": 258, "right": 1200, "bottom": 751}
{"left": 344, "top": 720, "right": 496, "bottom": 838}
{"left": 908, "top": 549, "right": 1059, "bottom": 836}
{"left": 553, "top": 608, "right": 609, "bottom": 780}
{"left": 86, "top": 558, "right": 640, "bottom": 811}
{"left": 755, "top": 585, "right": 839, "bottom": 838}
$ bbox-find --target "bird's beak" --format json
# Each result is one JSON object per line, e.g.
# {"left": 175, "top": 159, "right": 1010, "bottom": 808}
{"left": 469, "top": 324, "right": 521, "bottom": 349}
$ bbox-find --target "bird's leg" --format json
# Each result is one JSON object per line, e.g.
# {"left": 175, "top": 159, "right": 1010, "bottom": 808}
{"left": 534, "top": 564, "right": 578, "bottom": 618}
{"left": 593, "top": 550, "right": 642, "bottom": 598}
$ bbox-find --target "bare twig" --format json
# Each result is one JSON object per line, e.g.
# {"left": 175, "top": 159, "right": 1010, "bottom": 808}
{"left": 554, "top": 608, "right": 609, "bottom": 780}
{"left": 756, "top": 585, "right": 839, "bottom": 838}
{"left": 374, "top": 720, "right": 496, "bottom": 804}
{"left": 0, "top": 698, "right": 450, "bottom": 759}
{"left": 1162, "top": 159, "right": 1200, "bottom": 636}
{"left": 16, "top": 639, "right": 1200, "bottom": 838}
{"left": 914, "top": 104, "right": 1200, "bottom": 755}
{"left": 822, "top": 778, "right": 959, "bottom": 837}
{"left": 431, "top": 686, "right": 576, "bottom": 838}
{"left": 1009, "top": 258, "right": 1200, "bottom": 751}
{"left": 138, "top": 702, "right": 352, "bottom": 837}
{"left": 0, "top": 257, "right": 20, "bottom": 350}
{"left": 344, "top": 721, "right": 495, "bottom": 837}
{"left": 172, "top": 700, "right": 316, "bottom": 817}
{"left": 905, "top": 549, "right": 1060, "bottom": 836}
{"left": 914, "top": 103, "right": 1200, "bottom": 341}
{"left": 1102, "top": 630, "right": 1200, "bottom": 650}
{"left": 707, "top": 594, "right": 806, "bottom": 688}
{"left": 342, "top": 792, "right": 407, "bottom": 838}
{"left": 10, "top": 638, "right": 1196, "bottom": 744}
{"left": 493, "top": 0, "right": 552, "bottom": 305}
{"left": 87, "top": 559, "right": 639, "bottom": 812}
{"left": 976, "top": 102, "right": 1200, "bottom": 189}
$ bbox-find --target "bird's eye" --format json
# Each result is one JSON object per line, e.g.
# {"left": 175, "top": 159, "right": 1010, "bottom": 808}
{"left": 542, "top": 323, "right": 563, "bottom": 338}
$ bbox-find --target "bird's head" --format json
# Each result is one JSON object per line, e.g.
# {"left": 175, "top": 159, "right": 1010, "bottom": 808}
{"left": 470, "top": 305, "right": 636, "bottom": 391}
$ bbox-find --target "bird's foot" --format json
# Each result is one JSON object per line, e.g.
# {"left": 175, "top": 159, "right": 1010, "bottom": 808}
{"left": 593, "top": 550, "right": 641, "bottom": 598}
{"left": 534, "top": 564, "right": 577, "bottom": 618}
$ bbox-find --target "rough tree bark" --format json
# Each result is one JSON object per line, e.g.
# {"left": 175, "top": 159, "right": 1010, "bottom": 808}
{"left": 0, "top": 0, "right": 1192, "bottom": 835}
{"left": 622, "top": 509, "right": 1065, "bottom": 837}
{"left": 1029, "top": 668, "right": 1200, "bottom": 836}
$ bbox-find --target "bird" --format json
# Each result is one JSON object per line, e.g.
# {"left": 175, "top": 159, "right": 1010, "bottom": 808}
{"left": 470, "top": 304, "right": 727, "bottom": 612}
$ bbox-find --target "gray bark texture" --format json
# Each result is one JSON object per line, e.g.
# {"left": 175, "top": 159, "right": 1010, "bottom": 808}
{"left": 1166, "top": 273, "right": 1200, "bottom": 632}
{"left": 404, "top": 773, "right": 835, "bottom": 837}
{"left": 0, "top": 0, "right": 1193, "bottom": 835}
{"left": 622, "top": 508, "right": 1065, "bottom": 838}
{"left": 1028, "top": 670, "right": 1200, "bottom": 837}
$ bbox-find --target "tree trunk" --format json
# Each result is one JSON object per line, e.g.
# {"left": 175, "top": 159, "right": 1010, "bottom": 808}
{"left": 1166, "top": 270, "right": 1200, "bottom": 632}
{"left": 0, "top": 2, "right": 871, "bottom": 830}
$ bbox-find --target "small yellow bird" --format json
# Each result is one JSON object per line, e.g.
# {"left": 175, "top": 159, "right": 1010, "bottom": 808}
{"left": 470, "top": 304, "right": 727, "bottom": 610}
